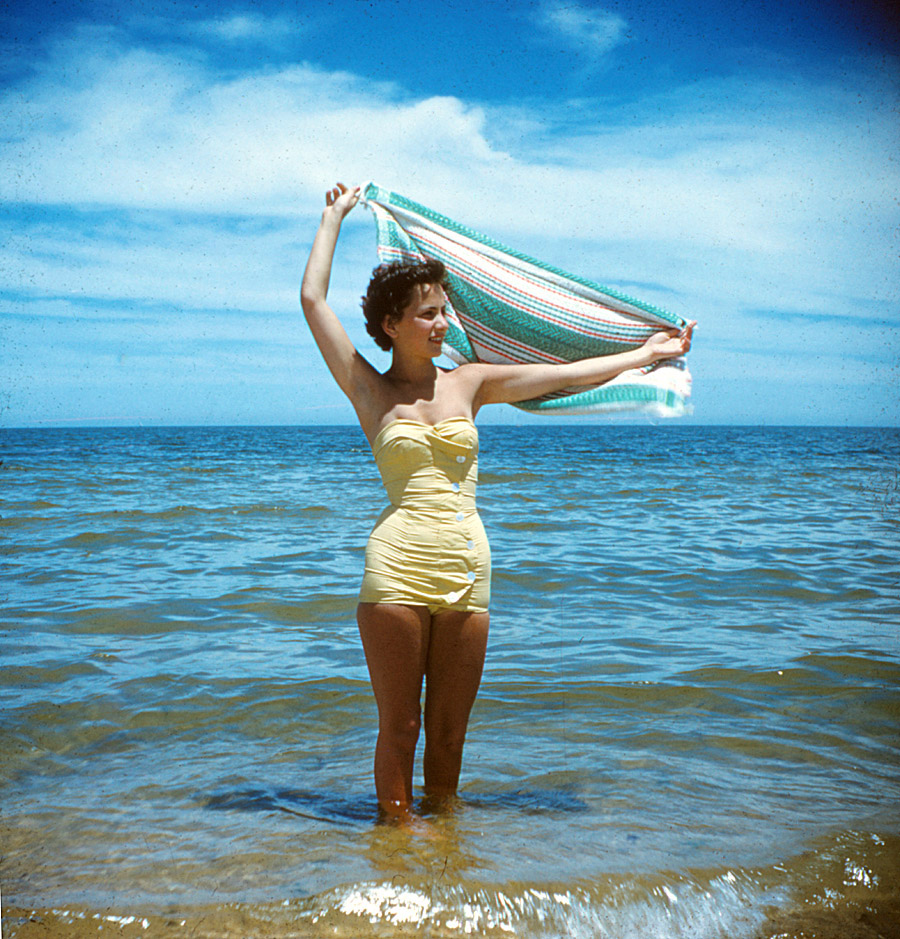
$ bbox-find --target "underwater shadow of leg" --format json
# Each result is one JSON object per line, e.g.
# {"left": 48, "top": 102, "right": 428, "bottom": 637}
{"left": 201, "top": 787, "right": 378, "bottom": 826}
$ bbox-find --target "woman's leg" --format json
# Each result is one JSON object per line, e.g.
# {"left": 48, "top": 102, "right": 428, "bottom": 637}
{"left": 422, "top": 610, "right": 490, "bottom": 800}
{"left": 357, "top": 602, "right": 430, "bottom": 815}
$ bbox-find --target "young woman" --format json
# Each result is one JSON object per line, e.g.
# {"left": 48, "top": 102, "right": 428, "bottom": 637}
{"left": 300, "top": 182, "right": 694, "bottom": 820}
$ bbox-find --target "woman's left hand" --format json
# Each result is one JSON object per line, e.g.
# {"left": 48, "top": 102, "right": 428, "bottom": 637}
{"left": 643, "top": 321, "right": 696, "bottom": 361}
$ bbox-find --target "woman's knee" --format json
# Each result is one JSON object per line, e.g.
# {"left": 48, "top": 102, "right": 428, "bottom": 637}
{"left": 424, "top": 719, "right": 467, "bottom": 758}
{"left": 379, "top": 709, "right": 422, "bottom": 752}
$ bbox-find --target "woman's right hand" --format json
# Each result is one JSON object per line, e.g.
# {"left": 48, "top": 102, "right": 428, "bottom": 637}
{"left": 325, "top": 182, "right": 361, "bottom": 219}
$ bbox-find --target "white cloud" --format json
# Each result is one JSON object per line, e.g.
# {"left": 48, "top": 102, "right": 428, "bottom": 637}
{"left": 193, "top": 13, "right": 295, "bottom": 42}
{"left": 3, "top": 31, "right": 896, "bottom": 271}
{"left": 535, "top": 2, "right": 628, "bottom": 56}
{"left": 2, "top": 37, "right": 896, "bottom": 330}
{"left": 0, "top": 33, "right": 498, "bottom": 216}
{"left": 1, "top": 26, "right": 898, "bottom": 424}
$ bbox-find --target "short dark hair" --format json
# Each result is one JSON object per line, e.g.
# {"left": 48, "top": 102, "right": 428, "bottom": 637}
{"left": 361, "top": 259, "right": 446, "bottom": 352}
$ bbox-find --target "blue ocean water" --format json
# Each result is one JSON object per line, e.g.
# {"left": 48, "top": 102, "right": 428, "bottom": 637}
{"left": 1, "top": 424, "right": 898, "bottom": 938}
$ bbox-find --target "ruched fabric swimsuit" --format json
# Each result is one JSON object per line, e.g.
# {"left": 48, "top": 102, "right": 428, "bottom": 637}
{"left": 358, "top": 416, "right": 491, "bottom": 614}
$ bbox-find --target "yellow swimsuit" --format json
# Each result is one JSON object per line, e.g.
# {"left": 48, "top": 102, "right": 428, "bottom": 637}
{"left": 358, "top": 416, "right": 491, "bottom": 614}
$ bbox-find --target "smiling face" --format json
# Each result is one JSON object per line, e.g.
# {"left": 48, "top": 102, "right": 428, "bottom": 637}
{"left": 384, "top": 282, "right": 448, "bottom": 358}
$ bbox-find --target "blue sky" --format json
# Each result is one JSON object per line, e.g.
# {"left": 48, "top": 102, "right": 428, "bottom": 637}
{"left": 2, "top": 0, "right": 897, "bottom": 426}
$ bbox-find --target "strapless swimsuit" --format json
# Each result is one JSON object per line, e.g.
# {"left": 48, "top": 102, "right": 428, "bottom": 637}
{"left": 358, "top": 416, "right": 491, "bottom": 615}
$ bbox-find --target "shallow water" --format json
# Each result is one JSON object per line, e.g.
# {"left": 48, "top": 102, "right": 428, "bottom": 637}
{"left": 2, "top": 424, "right": 899, "bottom": 937}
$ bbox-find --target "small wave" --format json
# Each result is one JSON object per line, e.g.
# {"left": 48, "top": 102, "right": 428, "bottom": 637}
{"left": 299, "top": 870, "right": 778, "bottom": 938}
{"left": 89, "top": 651, "right": 123, "bottom": 663}
{"left": 171, "top": 465, "right": 231, "bottom": 475}
{"left": 479, "top": 471, "right": 543, "bottom": 485}
{"left": 3, "top": 831, "right": 898, "bottom": 938}
{"left": 55, "top": 531, "right": 131, "bottom": 548}
{"left": 293, "top": 829, "right": 900, "bottom": 938}
{"left": 62, "top": 502, "right": 306, "bottom": 524}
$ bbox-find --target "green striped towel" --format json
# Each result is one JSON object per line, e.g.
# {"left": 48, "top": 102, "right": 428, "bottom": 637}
{"left": 362, "top": 183, "right": 692, "bottom": 417}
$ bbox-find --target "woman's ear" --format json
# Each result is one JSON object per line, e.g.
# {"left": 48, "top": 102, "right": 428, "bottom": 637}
{"left": 382, "top": 314, "right": 399, "bottom": 339}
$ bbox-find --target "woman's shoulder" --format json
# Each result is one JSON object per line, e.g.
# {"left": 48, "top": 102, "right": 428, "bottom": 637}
{"left": 441, "top": 361, "right": 492, "bottom": 378}
{"left": 437, "top": 361, "right": 490, "bottom": 391}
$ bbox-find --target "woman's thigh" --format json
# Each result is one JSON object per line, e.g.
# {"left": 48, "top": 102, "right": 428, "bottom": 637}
{"left": 357, "top": 603, "right": 431, "bottom": 723}
{"left": 423, "top": 610, "right": 490, "bottom": 735}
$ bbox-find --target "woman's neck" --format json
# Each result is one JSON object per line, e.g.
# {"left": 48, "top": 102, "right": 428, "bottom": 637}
{"left": 385, "top": 352, "right": 438, "bottom": 388}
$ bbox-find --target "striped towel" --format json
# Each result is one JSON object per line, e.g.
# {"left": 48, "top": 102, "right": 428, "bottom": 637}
{"left": 362, "top": 183, "right": 692, "bottom": 417}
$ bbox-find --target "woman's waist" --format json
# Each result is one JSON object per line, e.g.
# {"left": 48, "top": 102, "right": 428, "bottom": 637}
{"left": 384, "top": 497, "right": 479, "bottom": 515}
{"left": 370, "top": 504, "right": 488, "bottom": 546}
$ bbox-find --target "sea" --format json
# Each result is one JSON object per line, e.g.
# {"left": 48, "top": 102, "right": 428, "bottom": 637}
{"left": 1, "top": 423, "right": 898, "bottom": 939}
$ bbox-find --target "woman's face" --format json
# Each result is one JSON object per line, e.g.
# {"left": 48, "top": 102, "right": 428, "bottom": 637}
{"left": 386, "top": 282, "right": 448, "bottom": 357}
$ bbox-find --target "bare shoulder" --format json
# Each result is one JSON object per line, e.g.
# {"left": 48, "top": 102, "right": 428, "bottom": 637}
{"left": 439, "top": 361, "right": 507, "bottom": 413}
{"left": 442, "top": 361, "right": 493, "bottom": 387}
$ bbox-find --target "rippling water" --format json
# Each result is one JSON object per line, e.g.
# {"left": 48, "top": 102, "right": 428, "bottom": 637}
{"left": 2, "top": 424, "right": 899, "bottom": 938}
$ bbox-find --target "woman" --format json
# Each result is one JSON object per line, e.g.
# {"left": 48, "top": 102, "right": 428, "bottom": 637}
{"left": 300, "top": 182, "right": 694, "bottom": 820}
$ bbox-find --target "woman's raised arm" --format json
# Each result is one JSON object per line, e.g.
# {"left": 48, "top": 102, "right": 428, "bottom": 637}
{"left": 473, "top": 323, "right": 696, "bottom": 406}
{"left": 300, "top": 184, "right": 379, "bottom": 401}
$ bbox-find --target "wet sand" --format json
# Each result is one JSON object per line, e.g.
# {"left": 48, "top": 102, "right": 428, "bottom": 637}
{"left": 4, "top": 889, "right": 900, "bottom": 939}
